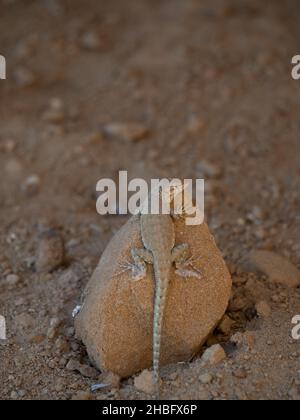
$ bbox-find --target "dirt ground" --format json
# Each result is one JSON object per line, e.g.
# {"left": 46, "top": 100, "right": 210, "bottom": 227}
{"left": 0, "top": 0, "right": 300, "bottom": 400}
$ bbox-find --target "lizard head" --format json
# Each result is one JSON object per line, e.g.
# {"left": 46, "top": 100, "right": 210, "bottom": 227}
{"left": 160, "top": 179, "right": 186, "bottom": 205}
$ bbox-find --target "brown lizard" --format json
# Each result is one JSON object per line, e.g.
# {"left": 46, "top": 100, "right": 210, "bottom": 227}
{"left": 125, "top": 183, "right": 201, "bottom": 398}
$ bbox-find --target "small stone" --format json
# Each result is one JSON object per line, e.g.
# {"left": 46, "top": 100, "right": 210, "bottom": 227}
{"left": 199, "top": 373, "right": 213, "bottom": 384}
{"left": 36, "top": 229, "right": 64, "bottom": 272}
{"left": 196, "top": 160, "right": 222, "bottom": 179}
{"left": 231, "top": 332, "right": 255, "bottom": 349}
{"left": 10, "top": 391, "right": 18, "bottom": 400}
{"left": 5, "top": 274, "right": 20, "bottom": 287}
{"left": 2, "top": 139, "right": 16, "bottom": 153}
{"left": 99, "top": 371, "right": 121, "bottom": 390}
{"left": 80, "top": 30, "right": 103, "bottom": 50}
{"left": 218, "top": 315, "right": 235, "bottom": 334}
{"left": 186, "top": 116, "right": 206, "bottom": 134}
{"left": 255, "top": 301, "right": 271, "bottom": 318}
{"left": 22, "top": 174, "right": 41, "bottom": 196}
{"left": 66, "top": 359, "right": 80, "bottom": 372}
{"left": 71, "top": 391, "right": 92, "bottom": 400}
{"left": 42, "top": 98, "right": 65, "bottom": 124}
{"left": 15, "top": 34, "right": 37, "bottom": 59}
{"left": 29, "top": 334, "right": 45, "bottom": 344}
{"left": 134, "top": 370, "right": 155, "bottom": 395}
{"left": 201, "top": 344, "right": 226, "bottom": 366}
{"left": 288, "top": 386, "right": 300, "bottom": 400}
{"left": 47, "top": 326, "right": 59, "bottom": 341}
{"left": 245, "top": 250, "right": 300, "bottom": 288}
{"left": 103, "top": 122, "right": 149, "bottom": 142}
{"left": 78, "top": 364, "right": 99, "bottom": 378}
{"left": 14, "top": 66, "right": 36, "bottom": 87}
{"left": 15, "top": 313, "right": 35, "bottom": 329}
{"left": 42, "top": 108, "right": 65, "bottom": 124}
{"left": 55, "top": 337, "right": 70, "bottom": 354}
{"left": 233, "top": 368, "right": 247, "bottom": 379}
{"left": 66, "top": 359, "right": 98, "bottom": 378}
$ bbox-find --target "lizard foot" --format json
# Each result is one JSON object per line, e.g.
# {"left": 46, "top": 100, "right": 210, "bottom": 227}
{"left": 114, "top": 248, "right": 153, "bottom": 281}
{"left": 172, "top": 244, "right": 202, "bottom": 279}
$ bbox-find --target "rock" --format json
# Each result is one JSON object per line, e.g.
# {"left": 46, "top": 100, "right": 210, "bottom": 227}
{"left": 134, "top": 370, "right": 155, "bottom": 395}
{"left": 217, "top": 315, "right": 235, "bottom": 334}
{"left": 15, "top": 313, "right": 35, "bottom": 329}
{"left": 47, "top": 317, "right": 61, "bottom": 340}
{"left": 230, "top": 332, "right": 255, "bottom": 349}
{"left": 71, "top": 391, "right": 92, "bottom": 400}
{"left": 196, "top": 160, "right": 222, "bottom": 179}
{"left": 75, "top": 216, "right": 232, "bottom": 378}
{"left": 14, "top": 66, "right": 36, "bottom": 87}
{"left": 2, "top": 139, "right": 16, "bottom": 153}
{"left": 199, "top": 373, "right": 213, "bottom": 384}
{"left": 233, "top": 368, "right": 247, "bottom": 379}
{"left": 36, "top": 229, "right": 64, "bottom": 272}
{"left": 29, "top": 334, "right": 45, "bottom": 344}
{"left": 42, "top": 98, "right": 65, "bottom": 124}
{"left": 78, "top": 364, "right": 99, "bottom": 379}
{"left": 201, "top": 344, "right": 226, "bottom": 366}
{"left": 66, "top": 359, "right": 98, "bottom": 378}
{"left": 245, "top": 250, "right": 300, "bottom": 288}
{"left": 103, "top": 122, "right": 149, "bottom": 142}
{"left": 255, "top": 301, "right": 271, "bottom": 318}
{"left": 22, "top": 174, "right": 41, "bottom": 196}
{"left": 54, "top": 337, "right": 70, "bottom": 354}
{"left": 80, "top": 30, "right": 103, "bottom": 50}
{"left": 66, "top": 359, "right": 80, "bottom": 372}
{"left": 5, "top": 274, "right": 20, "bottom": 287}
{"left": 99, "top": 372, "right": 121, "bottom": 390}
{"left": 288, "top": 386, "right": 300, "bottom": 400}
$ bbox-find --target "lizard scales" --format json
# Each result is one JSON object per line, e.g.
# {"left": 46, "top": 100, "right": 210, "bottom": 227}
{"left": 140, "top": 213, "right": 175, "bottom": 397}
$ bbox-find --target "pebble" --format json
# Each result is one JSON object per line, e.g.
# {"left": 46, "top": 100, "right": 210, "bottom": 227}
{"left": 199, "top": 373, "right": 213, "bottom": 384}
{"left": 134, "top": 370, "right": 155, "bottom": 395}
{"left": 29, "top": 334, "right": 45, "bottom": 344}
{"left": 103, "top": 122, "right": 149, "bottom": 142}
{"left": 54, "top": 337, "right": 70, "bottom": 354}
{"left": 230, "top": 332, "right": 255, "bottom": 349}
{"left": 80, "top": 30, "right": 103, "bottom": 50}
{"left": 255, "top": 301, "right": 271, "bottom": 318}
{"left": 246, "top": 250, "right": 300, "bottom": 288}
{"left": 22, "top": 174, "right": 41, "bottom": 196}
{"left": 42, "top": 98, "right": 65, "bottom": 124}
{"left": 201, "top": 344, "right": 226, "bottom": 366}
{"left": 36, "top": 229, "right": 64, "bottom": 272}
{"left": 14, "top": 66, "right": 36, "bottom": 87}
{"left": 71, "top": 391, "right": 92, "bottom": 400}
{"left": 196, "top": 160, "right": 222, "bottom": 179}
{"left": 66, "top": 359, "right": 98, "bottom": 378}
{"left": 15, "top": 313, "right": 35, "bottom": 329}
{"left": 2, "top": 139, "right": 16, "bottom": 153}
{"left": 98, "top": 371, "right": 121, "bottom": 390}
{"left": 218, "top": 315, "right": 235, "bottom": 334}
{"left": 233, "top": 368, "right": 247, "bottom": 379}
{"left": 288, "top": 386, "right": 300, "bottom": 400}
{"left": 5, "top": 274, "right": 20, "bottom": 287}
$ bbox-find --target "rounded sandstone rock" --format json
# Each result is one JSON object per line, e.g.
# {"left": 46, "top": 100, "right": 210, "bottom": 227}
{"left": 75, "top": 216, "right": 232, "bottom": 378}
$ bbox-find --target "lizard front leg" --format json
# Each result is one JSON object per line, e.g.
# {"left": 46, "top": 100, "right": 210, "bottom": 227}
{"left": 172, "top": 244, "right": 202, "bottom": 279}
{"left": 130, "top": 247, "right": 153, "bottom": 281}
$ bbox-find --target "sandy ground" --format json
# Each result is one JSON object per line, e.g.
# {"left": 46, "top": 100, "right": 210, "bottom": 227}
{"left": 0, "top": 0, "right": 300, "bottom": 400}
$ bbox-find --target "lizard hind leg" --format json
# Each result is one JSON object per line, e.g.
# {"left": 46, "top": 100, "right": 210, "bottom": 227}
{"left": 172, "top": 244, "right": 202, "bottom": 279}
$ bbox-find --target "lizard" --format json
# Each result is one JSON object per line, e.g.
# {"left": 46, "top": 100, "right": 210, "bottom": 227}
{"left": 120, "top": 182, "right": 201, "bottom": 398}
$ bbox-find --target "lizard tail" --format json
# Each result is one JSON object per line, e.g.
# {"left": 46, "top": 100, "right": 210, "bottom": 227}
{"left": 153, "top": 277, "right": 168, "bottom": 400}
